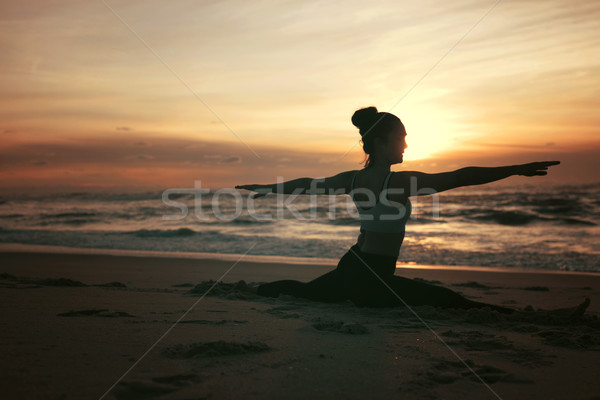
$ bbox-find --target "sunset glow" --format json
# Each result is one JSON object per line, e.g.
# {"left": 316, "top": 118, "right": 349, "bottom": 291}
{"left": 1, "top": 0, "right": 599, "bottom": 193}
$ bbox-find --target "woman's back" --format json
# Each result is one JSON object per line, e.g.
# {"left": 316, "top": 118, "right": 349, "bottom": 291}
{"left": 350, "top": 168, "right": 410, "bottom": 257}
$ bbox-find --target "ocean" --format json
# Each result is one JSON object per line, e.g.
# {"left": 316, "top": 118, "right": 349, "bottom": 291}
{"left": 1, "top": 182, "right": 599, "bottom": 272}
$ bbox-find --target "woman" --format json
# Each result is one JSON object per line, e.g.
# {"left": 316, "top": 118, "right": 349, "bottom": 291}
{"left": 235, "top": 106, "right": 560, "bottom": 312}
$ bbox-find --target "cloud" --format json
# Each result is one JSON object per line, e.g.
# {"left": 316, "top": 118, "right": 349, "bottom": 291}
{"left": 116, "top": 127, "right": 132, "bottom": 131}
{"left": 219, "top": 156, "right": 242, "bottom": 164}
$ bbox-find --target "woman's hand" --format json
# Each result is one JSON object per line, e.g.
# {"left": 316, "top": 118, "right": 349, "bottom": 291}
{"left": 515, "top": 161, "right": 560, "bottom": 176}
{"left": 235, "top": 184, "right": 272, "bottom": 199}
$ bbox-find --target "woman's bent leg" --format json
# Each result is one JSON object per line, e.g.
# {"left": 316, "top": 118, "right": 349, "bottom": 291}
{"left": 257, "top": 269, "right": 346, "bottom": 303}
{"left": 256, "top": 280, "right": 305, "bottom": 298}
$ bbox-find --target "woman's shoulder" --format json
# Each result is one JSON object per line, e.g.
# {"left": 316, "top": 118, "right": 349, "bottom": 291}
{"left": 320, "top": 170, "right": 361, "bottom": 194}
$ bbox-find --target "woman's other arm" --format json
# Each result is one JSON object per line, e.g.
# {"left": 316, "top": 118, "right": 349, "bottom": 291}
{"left": 236, "top": 170, "right": 358, "bottom": 198}
{"left": 235, "top": 177, "right": 313, "bottom": 197}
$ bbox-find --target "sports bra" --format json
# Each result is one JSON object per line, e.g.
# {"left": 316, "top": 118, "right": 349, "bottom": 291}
{"left": 350, "top": 171, "right": 412, "bottom": 233}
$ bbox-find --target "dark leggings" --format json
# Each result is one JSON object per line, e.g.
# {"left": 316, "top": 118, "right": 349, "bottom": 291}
{"left": 257, "top": 244, "right": 513, "bottom": 312}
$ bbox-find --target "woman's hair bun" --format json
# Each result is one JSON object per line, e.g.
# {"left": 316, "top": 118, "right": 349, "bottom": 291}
{"left": 351, "top": 106, "right": 378, "bottom": 134}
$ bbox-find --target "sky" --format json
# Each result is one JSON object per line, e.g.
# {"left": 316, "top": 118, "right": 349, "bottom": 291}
{"left": 1, "top": 0, "right": 599, "bottom": 194}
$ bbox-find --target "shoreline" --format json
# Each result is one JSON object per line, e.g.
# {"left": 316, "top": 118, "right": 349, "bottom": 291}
{"left": 1, "top": 242, "right": 598, "bottom": 276}
{"left": 2, "top": 249, "right": 599, "bottom": 314}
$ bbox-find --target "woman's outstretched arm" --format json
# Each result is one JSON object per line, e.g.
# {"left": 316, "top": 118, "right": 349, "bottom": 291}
{"left": 236, "top": 177, "right": 313, "bottom": 197}
{"left": 390, "top": 161, "right": 560, "bottom": 196}
{"left": 458, "top": 161, "right": 561, "bottom": 183}
{"left": 236, "top": 170, "right": 358, "bottom": 197}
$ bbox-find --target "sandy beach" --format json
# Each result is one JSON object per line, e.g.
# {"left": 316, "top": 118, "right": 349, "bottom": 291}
{"left": 1, "top": 250, "right": 599, "bottom": 400}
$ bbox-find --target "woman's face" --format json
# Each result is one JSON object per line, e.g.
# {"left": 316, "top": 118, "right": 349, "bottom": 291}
{"left": 385, "top": 124, "right": 408, "bottom": 165}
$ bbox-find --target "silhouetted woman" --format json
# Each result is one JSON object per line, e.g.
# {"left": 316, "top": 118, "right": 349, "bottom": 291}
{"left": 236, "top": 106, "right": 560, "bottom": 312}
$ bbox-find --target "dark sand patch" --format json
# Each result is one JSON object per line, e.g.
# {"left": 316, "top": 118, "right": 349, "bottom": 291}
{"left": 442, "top": 330, "right": 516, "bottom": 351}
{"left": 507, "top": 324, "right": 541, "bottom": 333}
{"left": 57, "top": 309, "right": 135, "bottom": 318}
{"left": 163, "top": 341, "right": 270, "bottom": 359}
{"left": 113, "top": 375, "right": 202, "bottom": 400}
{"left": 535, "top": 329, "right": 600, "bottom": 349}
{"left": 263, "top": 306, "right": 301, "bottom": 319}
{"left": 522, "top": 286, "right": 550, "bottom": 291}
{"left": 425, "top": 359, "right": 533, "bottom": 385}
{"left": 441, "top": 330, "right": 555, "bottom": 367}
{"left": 413, "top": 277, "right": 443, "bottom": 285}
{"left": 188, "top": 280, "right": 259, "bottom": 299}
{"left": 1, "top": 272, "right": 126, "bottom": 288}
{"left": 151, "top": 374, "right": 203, "bottom": 385}
{"left": 451, "top": 281, "right": 500, "bottom": 290}
{"left": 179, "top": 319, "right": 247, "bottom": 325}
{"left": 464, "top": 307, "right": 506, "bottom": 323}
{"left": 311, "top": 319, "right": 369, "bottom": 334}
{"left": 92, "top": 281, "right": 127, "bottom": 288}
{"left": 35, "top": 277, "right": 86, "bottom": 286}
